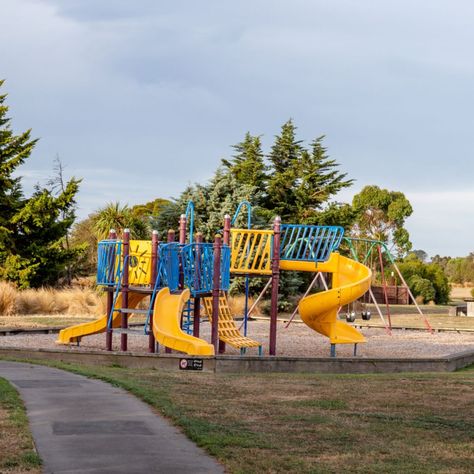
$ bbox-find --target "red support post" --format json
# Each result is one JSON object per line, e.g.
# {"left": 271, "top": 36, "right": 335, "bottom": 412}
{"left": 269, "top": 216, "right": 281, "bottom": 356}
{"left": 193, "top": 232, "right": 203, "bottom": 338}
{"left": 121, "top": 229, "right": 130, "bottom": 351}
{"left": 218, "top": 214, "right": 232, "bottom": 354}
{"left": 211, "top": 234, "right": 222, "bottom": 352}
{"left": 106, "top": 228, "right": 117, "bottom": 351}
{"left": 179, "top": 214, "right": 186, "bottom": 245}
{"left": 377, "top": 245, "right": 392, "bottom": 330}
{"left": 165, "top": 229, "right": 175, "bottom": 353}
{"left": 223, "top": 214, "right": 231, "bottom": 245}
{"left": 149, "top": 230, "right": 159, "bottom": 353}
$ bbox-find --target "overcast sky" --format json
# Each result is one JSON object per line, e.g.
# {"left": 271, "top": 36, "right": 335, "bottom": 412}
{"left": 1, "top": 0, "right": 473, "bottom": 257}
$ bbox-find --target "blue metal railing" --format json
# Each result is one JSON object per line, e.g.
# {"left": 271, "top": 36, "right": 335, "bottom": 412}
{"left": 181, "top": 243, "right": 231, "bottom": 296}
{"left": 280, "top": 225, "right": 344, "bottom": 262}
{"left": 97, "top": 240, "right": 122, "bottom": 285}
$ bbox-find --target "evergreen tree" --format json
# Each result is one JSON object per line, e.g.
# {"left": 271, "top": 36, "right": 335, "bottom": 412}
{"left": 0, "top": 80, "right": 38, "bottom": 254}
{"left": 0, "top": 81, "right": 83, "bottom": 288}
{"left": 293, "top": 137, "right": 353, "bottom": 223}
{"left": 265, "top": 119, "right": 303, "bottom": 220}
{"left": 222, "top": 132, "right": 267, "bottom": 192}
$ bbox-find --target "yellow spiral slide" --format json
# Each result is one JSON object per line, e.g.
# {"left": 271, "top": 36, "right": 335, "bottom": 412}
{"left": 280, "top": 253, "right": 371, "bottom": 345}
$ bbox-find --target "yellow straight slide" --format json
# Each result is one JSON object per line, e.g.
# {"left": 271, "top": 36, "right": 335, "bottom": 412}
{"left": 152, "top": 288, "right": 215, "bottom": 356}
{"left": 280, "top": 253, "right": 371, "bottom": 345}
{"left": 57, "top": 293, "right": 146, "bottom": 344}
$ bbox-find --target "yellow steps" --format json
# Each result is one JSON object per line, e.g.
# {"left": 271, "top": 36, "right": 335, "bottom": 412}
{"left": 203, "top": 293, "right": 261, "bottom": 350}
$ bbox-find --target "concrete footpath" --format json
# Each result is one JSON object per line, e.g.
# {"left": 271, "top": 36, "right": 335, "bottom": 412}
{"left": 0, "top": 361, "right": 223, "bottom": 474}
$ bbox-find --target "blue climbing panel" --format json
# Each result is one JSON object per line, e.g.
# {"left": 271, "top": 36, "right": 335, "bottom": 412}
{"left": 280, "top": 225, "right": 344, "bottom": 263}
{"left": 97, "top": 240, "right": 122, "bottom": 285}
{"left": 181, "top": 243, "right": 231, "bottom": 296}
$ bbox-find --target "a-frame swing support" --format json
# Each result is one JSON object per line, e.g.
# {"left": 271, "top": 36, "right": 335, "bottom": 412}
{"left": 344, "top": 237, "right": 433, "bottom": 334}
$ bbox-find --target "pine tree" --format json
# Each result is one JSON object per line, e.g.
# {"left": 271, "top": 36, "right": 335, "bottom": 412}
{"left": 223, "top": 132, "right": 267, "bottom": 191}
{"left": 0, "top": 80, "right": 38, "bottom": 254}
{"left": 0, "top": 81, "right": 83, "bottom": 287}
{"left": 265, "top": 119, "right": 303, "bottom": 220}
{"left": 293, "top": 136, "right": 354, "bottom": 223}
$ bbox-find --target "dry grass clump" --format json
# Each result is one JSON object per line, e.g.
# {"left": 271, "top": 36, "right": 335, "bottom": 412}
{"left": 0, "top": 282, "right": 18, "bottom": 315}
{"left": 0, "top": 281, "right": 105, "bottom": 316}
{"left": 227, "top": 294, "right": 262, "bottom": 317}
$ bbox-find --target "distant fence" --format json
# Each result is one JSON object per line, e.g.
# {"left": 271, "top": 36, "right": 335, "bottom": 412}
{"left": 362, "top": 285, "right": 409, "bottom": 305}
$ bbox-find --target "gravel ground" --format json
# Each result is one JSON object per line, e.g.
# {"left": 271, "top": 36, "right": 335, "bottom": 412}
{"left": 0, "top": 320, "right": 473, "bottom": 358}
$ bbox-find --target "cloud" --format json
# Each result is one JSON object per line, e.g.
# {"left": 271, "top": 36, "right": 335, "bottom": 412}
{"left": 2, "top": 0, "right": 474, "bottom": 256}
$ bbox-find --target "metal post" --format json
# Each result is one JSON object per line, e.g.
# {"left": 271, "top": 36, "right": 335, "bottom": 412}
{"left": 285, "top": 272, "right": 320, "bottom": 328}
{"left": 149, "top": 230, "right": 158, "bottom": 353}
{"left": 121, "top": 229, "right": 130, "bottom": 352}
{"left": 238, "top": 277, "right": 272, "bottom": 331}
{"left": 211, "top": 234, "right": 222, "bottom": 352}
{"left": 330, "top": 344, "right": 336, "bottom": 358}
{"left": 106, "top": 228, "right": 117, "bottom": 351}
{"left": 179, "top": 214, "right": 186, "bottom": 293}
{"left": 219, "top": 215, "right": 232, "bottom": 354}
{"left": 269, "top": 216, "right": 281, "bottom": 356}
{"left": 165, "top": 229, "right": 175, "bottom": 353}
{"left": 179, "top": 214, "right": 186, "bottom": 244}
{"left": 390, "top": 255, "right": 434, "bottom": 333}
{"left": 377, "top": 245, "right": 392, "bottom": 330}
{"left": 193, "top": 233, "right": 203, "bottom": 338}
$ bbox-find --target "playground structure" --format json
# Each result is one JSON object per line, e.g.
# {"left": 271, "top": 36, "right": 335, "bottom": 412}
{"left": 57, "top": 201, "right": 372, "bottom": 357}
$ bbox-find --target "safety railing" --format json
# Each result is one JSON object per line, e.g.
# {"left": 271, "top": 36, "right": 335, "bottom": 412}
{"left": 230, "top": 229, "right": 273, "bottom": 275}
{"left": 158, "top": 243, "right": 181, "bottom": 292}
{"left": 181, "top": 243, "right": 230, "bottom": 295}
{"left": 97, "top": 240, "right": 122, "bottom": 285}
{"left": 280, "top": 225, "right": 344, "bottom": 263}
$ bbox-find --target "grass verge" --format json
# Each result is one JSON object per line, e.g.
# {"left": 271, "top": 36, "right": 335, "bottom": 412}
{"left": 2, "top": 357, "right": 473, "bottom": 473}
{"left": 0, "top": 377, "right": 41, "bottom": 473}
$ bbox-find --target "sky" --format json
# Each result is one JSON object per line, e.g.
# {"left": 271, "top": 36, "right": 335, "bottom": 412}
{"left": 1, "top": 0, "right": 473, "bottom": 257}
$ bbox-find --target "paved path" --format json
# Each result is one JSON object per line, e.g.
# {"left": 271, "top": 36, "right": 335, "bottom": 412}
{"left": 0, "top": 361, "right": 223, "bottom": 474}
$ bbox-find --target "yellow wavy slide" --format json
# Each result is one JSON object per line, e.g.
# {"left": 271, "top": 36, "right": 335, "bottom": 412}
{"left": 57, "top": 293, "right": 147, "bottom": 344}
{"left": 280, "top": 252, "right": 371, "bottom": 345}
{"left": 152, "top": 288, "right": 215, "bottom": 356}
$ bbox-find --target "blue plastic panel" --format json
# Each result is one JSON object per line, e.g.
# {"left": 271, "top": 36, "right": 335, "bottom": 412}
{"left": 181, "top": 243, "right": 230, "bottom": 296}
{"left": 96, "top": 240, "right": 122, "bottom": 285}
{"left": 280, "top": 225, "right": 344, "bottom": 262}
{"left": 158, "top": 243, "right": 181, "bottom": 292}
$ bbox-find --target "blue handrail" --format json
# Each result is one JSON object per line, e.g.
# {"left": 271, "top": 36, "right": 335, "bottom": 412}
{"left": 231, "top": 200, "right": 252, "bottom": 229}
{"left": 185, "top": 200, "right": 195, "bottom": 244}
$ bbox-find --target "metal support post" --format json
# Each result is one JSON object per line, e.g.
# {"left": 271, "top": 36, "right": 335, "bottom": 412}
{"left": 106, "top": 228, "right": 116, "bottom": 351}
{"left": 211, "top": 234, "right": 222, "bottom": 352}
{"left": 121, "top": 229, "right": 130, "bottom": 352}
{"left": 269, "top": 216, "right": 281, "bottom": 356}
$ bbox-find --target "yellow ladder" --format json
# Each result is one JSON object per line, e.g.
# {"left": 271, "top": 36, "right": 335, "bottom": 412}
{"left": 203, "top": 293, "right": 262, "bottom": 355}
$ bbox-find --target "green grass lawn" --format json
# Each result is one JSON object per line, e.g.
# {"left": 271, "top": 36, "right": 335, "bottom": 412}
{"left": 3, "top": 358, "right": 473, "bottom": 473}
{"left": 0, "top": 377, "right": 41, "bottom": 473}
